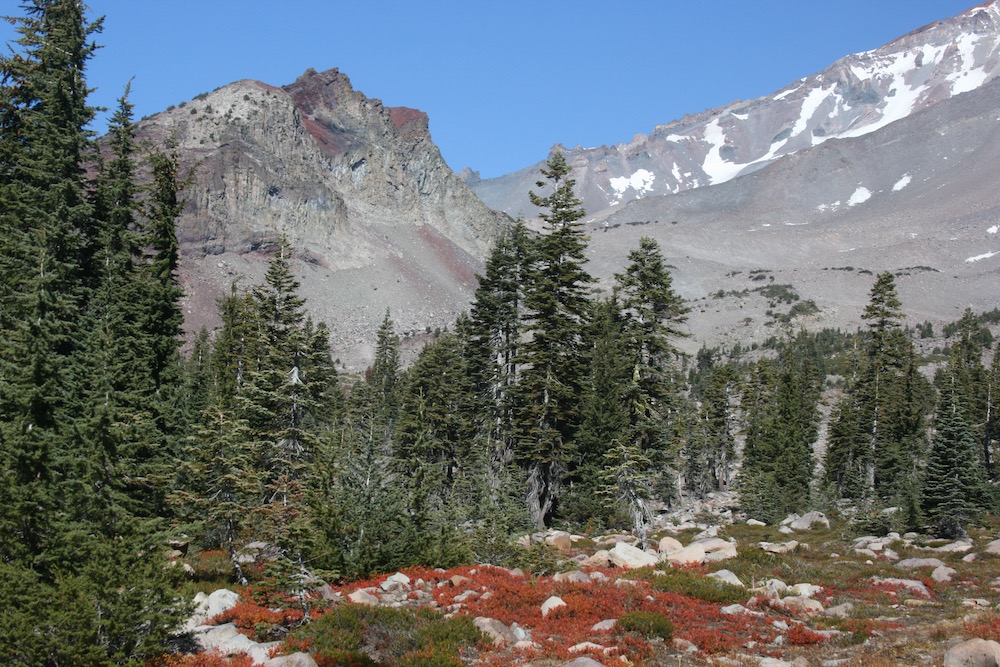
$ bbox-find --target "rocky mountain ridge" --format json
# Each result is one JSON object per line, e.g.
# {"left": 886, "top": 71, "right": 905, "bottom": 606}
{"left": 134, "top": 67, "right": 508, "bottom": 369}
{"left": 471, "top": 1, "right": 1000, "bottom": 220}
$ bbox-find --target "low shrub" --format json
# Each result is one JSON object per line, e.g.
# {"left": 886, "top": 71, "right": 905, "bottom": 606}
{"left": 617, "top": 610, "right": 674, "bottom": 640}
{"left": 288, "top": 604, "right": 484, "bottom": 666}
{"left": 643, "top": 569, "right": 747, "bottom": 605}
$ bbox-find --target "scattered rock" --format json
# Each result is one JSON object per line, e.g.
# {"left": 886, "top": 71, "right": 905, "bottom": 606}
{"left": 708, "top": 569, "right": 746, "bottom": 588}
{"left": 474, "top": 617, "right": 515, "bottom": 646}
{"left": 664, "top": 542, "right": 706, "bottom": 566}
{"left": 759, "top": 540, "right": 798, "bottom": 554}
{"left": 747, "top": 519, "right": 767, "bottom": 527}
{"left": 781, "top": 596, "right": 824, "bottom": 616}
{"left": 541, "top": 595, "right": 567, "bottom": 617}
{"left": 657, "top": 536, "right": 683, "bottom": 553}
{"left": 559, "top": 658, "right": 605, "bottom": 667}
{"left": 673, "top": 637, "right": 698, "bottom": 652}
{"left": 348, "top": 588, "right": 380, "bottom": 606}
{"left": 986, "top": 539, "right": 1000, "bottom": 556}
{"left": 183, "top": 589, "right": 240, "bottom": 632}
{"left": 694, "top": 537, "right": 738, "bottom": 562}
{"left": 609, "top": 541, "right": 659, "bottom": 569}
{"left": 788, "top": 511, "right": 829, "bottom": 531}
{"left": 944, "top": 637, "right": 1000, "bottom": 667}
{"left": 896, "top": 557, "right": 946, "bottom": 569}
{"left": 825, "top": 602, "right": 854, "bottom": 618}
{"left": 870, "top": 577, "right": 931, "bottom": 598}
{"left": 721, "top": 604, "right": 758, "bottom": 616}
{"left": 591, "top": 619, "right": 617, "bottom": 632}
{"left": 554, "top": 570, "right": 591, "bottom": 584}
{"left": 263, "top": 652, "right": 319, "bottom": 667}
{"left": 568, "top": 641, "right": 605, "bottom": 653}
{"left": 546, "top": 531, "right": 573, "bottom": 551}
{"left": 932, "top": 565, "right": 957, "bottom": 583}
{"left": 788, "top": 583, "right": 823, "bottom": 598}
{"left": 580, "top": 550, "right": 612, "bottom": 569}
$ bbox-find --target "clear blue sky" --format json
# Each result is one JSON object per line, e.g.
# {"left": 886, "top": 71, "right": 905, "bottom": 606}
{"left": 1, "top": 1, "right": 979, "bottom": 178}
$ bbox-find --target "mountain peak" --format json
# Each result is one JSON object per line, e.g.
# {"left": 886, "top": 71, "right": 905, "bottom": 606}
{"left": 474, "top": 1, "right": 1000, "bottom": 219}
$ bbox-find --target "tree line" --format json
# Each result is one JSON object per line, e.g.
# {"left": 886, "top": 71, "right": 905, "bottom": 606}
{"left": 3, "top": 2, "right": 1000, "bottom": 664}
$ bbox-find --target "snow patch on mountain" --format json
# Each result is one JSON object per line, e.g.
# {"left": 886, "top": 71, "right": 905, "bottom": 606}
{"left": 988, "top": 225, "right": 999, "bottom": 234}
{"left": 701, "top": 119, "right": 745, "bottom": 185}
{"left": 966, "top": 251, "right": 998, "bottom": 263}
{"left": 848, "top": 187, "right": 872, "bottom": 206}
{"left": 892, "top": 174, "right": 912, "bottom": 192}
{"left": 609, "top": 169, "right": 656, "bottom": 203}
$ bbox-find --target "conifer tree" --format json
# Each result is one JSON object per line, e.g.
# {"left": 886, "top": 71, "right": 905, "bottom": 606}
{"left": 614, "top": 236, "right": 690, "bottom": 505}
{"left": 467, "top": 220, "right": 532, "bottom": 496}
{"left": 922, "top": 364, "right": 991, "bottom": 537}
{"left": 568, "top": 297, "right": 632, "bottom": 529}
{"left": 515, "top": 153, "right": 594, "bottom": 527}
{"left": 825, "top": 273, "right": 926, "bottom": 502}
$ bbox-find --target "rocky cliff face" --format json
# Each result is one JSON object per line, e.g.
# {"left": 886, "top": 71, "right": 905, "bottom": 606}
{"left": 135, "top": 68, "right": 508, "bottom": 369}
{"left": 472, "top": 1, "right": 1000, "bottom": 220}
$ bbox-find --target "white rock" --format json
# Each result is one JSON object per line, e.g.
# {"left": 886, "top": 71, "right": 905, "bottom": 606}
{"left": 474, "top": 617, "right": 515, "bottom": 646}
{"left": 870, "top": 577, "right": 931, "bottom": 598}
{"left": 778, "top": 525, "right": 794, "bottom": 535}
{"left": 781, "top": 596, "right": 824, "bottom": 616}
{"left": 759, "top": 540, "right": 798, "bottom": 554}
{"left": 263, "top": 652, "right": 320, "bottom": 667}
{"left": 664, "top": 542, "right": 706, "bottom": 566}
{"left": 896, "top": 557, "right": 945, "bottom": 569}
{"left": 609, "top": 541, "right": 659, "bottom": 569}
{"left": 591, "top": 619, "right": 617, "bottom": 632}
{"left": 747, "top": 519, "right": 767, "bottom": 527}
{"left": 707, "top": 569, "right": 745, "bottom": 588}
{"left": 657, "top": 536, "right": 683, "bottom": 553}
{"left": 568, "top": 641, "right": 605, "bottom": 653}
{"left": 985, "top": 538, "right": 1000, "bottom": 556}
{"left": 788, "top": 511, "right": 829, "bottom": 531}
{"left": 944, "top": 638, "right": 1000, "bottom": 667}
{"left": 788, "top": 583, "right": 824, "bottom": 598}
{"left": 348, "top": 588, "right": 380, "bottom": 606}
{"left": 541, "top": 595, "right": 566, "bottom": 617}
{"left": 932, "top": 565, "right": 957, "bottom": 583}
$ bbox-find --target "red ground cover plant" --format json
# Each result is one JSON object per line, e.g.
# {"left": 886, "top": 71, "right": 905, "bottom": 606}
{"left": 150, "top": 650, "right": 254, "bottom": 667}
{"left": 787, "top": 623, "right": 829, "bottom": 645}
{"left": 964, "top": 613, "right": 1000, "bottom": 642}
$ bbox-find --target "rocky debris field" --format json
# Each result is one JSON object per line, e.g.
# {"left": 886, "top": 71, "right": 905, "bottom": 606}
{"left": 172, "top": 512, "right": 1000, "bottom": 666}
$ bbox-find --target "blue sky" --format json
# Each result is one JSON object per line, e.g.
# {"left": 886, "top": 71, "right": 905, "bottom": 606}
{"left": 1, "top": 1, "right": 979, "bottom": 178}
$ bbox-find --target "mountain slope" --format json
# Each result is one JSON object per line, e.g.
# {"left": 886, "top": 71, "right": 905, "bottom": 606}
{"left": 472, "top": 1, "right": 1000, "bottom": 220}
{"left": 583, "top": 74, "right": 1000, "bottom": 352}
{"left": 134, "top": 68, "right": 508, "bottom": 369}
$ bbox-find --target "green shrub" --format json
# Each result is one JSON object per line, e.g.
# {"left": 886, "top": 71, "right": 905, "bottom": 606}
{"left": 617, "top": 611, "right": 674, "bottom": 640}
{"left": 644, "top": 569, "right": 746, "bottom": 605}
{"left": 289, "top": 604, "right": 485, "bottom": 666}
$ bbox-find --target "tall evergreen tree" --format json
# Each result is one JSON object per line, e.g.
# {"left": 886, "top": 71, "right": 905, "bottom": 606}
{"left": 614, "top": 236, "right": 690, "bottom": 505}
{"left": 922, "top": 365, "right": 991, "bottom": 537}
{"left": 514, "top": 153, "right": 594, "bottom": 527}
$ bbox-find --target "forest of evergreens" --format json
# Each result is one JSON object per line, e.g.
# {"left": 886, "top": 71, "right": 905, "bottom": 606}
{"left": 2, "top": 2, "right": 1000, "bottom": 665}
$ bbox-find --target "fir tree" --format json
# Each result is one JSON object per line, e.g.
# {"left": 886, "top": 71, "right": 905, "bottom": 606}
{"left": 922, "top": 372, "right": 991, "bottom": 537}
{"left": 515, "top": 153, "right": 593, "bottom": 527}
{"left": 614, "top": 236, "right": 689, "bottom": 505}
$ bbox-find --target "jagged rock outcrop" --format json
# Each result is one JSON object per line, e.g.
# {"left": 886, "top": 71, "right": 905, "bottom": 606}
{"left": 135, "top": 68, "right": 507, "bottom": 368}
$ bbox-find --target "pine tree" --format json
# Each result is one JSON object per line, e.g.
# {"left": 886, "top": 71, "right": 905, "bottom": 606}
{"left": 467, "top": 220, "right": 532, "bottom": 499}
{"left": 825, "top": 273, "right": 926, "bottom": 502}
{"left": 922, "top": 374, "right": 991, "bottom": 538}
{"left": 567, "top": 297, "right": 631, "bottom": 529}
{"left": 514, "top": 153, "right": 594, "bottom": 528}
{"left": 614, "top": 236, "right": 690, "bottom": 505}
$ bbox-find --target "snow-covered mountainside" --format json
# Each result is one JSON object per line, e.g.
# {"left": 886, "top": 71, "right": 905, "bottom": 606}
{"left": 472, "top": 1, "right": 1000, "bottom": 218}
